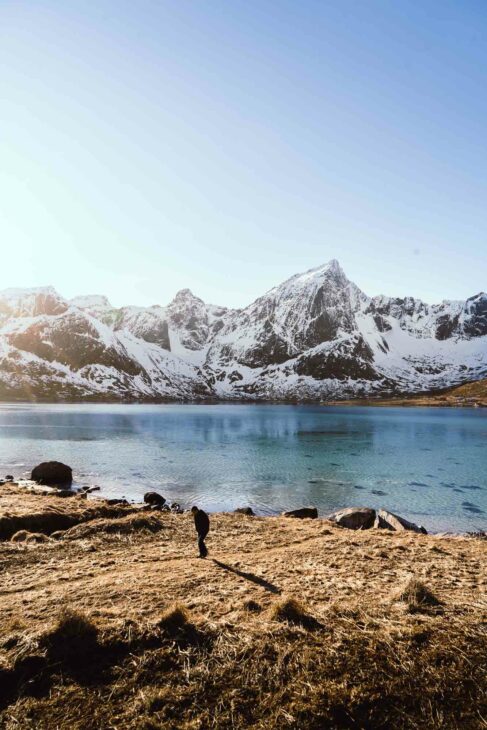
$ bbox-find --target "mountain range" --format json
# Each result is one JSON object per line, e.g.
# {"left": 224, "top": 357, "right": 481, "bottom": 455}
{"left": 0, "top": 260, "right": 486, "bottom": 402}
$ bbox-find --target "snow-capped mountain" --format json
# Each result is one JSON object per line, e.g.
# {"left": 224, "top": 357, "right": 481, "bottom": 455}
{"left": 0, "top": 262, "right": 485, "bottom": 401}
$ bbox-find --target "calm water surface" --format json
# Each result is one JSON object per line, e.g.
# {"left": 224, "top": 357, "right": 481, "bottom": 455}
{"left": 0, "top": 403, "right": 485, "bottom": 533}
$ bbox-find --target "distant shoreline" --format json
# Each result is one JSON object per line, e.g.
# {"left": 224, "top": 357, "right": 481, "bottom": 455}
{"left": 1, "top": 376, "right": 486, "bottom": 408}
{"left": 0, "top": 396, "right": 485, "bottom": 408}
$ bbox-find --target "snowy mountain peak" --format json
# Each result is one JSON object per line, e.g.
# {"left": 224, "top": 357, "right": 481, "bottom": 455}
{"left": 287, "top": 258, "right": 345, "bottom": 283}
{"left": 169, "top": 288, "right": 202, "bottom": 306}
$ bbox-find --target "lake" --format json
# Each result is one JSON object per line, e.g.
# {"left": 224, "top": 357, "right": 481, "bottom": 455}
{"left": 0, "top": 403, "right": 485, "bottom": 533}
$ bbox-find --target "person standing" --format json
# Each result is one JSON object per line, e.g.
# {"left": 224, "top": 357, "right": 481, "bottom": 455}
{"left": 191, "top": 505, "right": 210, "bottom": 558}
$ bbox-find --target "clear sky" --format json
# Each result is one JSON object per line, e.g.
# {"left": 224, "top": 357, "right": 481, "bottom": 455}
{"left": 1, "top": 0, "right": 486, "bottom": 308}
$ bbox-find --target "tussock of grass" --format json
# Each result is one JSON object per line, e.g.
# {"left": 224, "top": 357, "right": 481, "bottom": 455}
{"left": 396, "top": 578, "right": 443, "bottom": 613}
{"left": 157, "top": 605, "right": 191, "bottom": 635}
{"left": 43, "top": 608, "right": 99, "bottom": 652}
{"left": 11, "top": 530, "right": 50, "bottom": 543}
{"left": 269, "top": 597, "right": 321, "bottom": 630}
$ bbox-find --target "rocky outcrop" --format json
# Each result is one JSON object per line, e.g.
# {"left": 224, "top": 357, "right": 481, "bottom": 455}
{"left": 283, "top": 507, "right": 318, "bottom": 519}
{"left": 31, "top": 462, "right": 73, "bottom": 488}
{"left": 327, "top": 507, "right": 376, "bottom": 530}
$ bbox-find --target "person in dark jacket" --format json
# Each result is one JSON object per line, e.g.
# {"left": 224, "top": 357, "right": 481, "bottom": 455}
{"left": 191, "top": 505, "right": 210, "bottom": 558}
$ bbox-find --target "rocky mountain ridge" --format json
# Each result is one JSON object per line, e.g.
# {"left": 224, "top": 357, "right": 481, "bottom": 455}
{"left": 0, "top": 261, "right": 486, "bottom": 401}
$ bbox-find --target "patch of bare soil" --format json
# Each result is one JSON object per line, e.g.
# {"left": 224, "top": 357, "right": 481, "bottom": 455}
{"left": 0, "top": 485, "right": 486, "bottom": 729}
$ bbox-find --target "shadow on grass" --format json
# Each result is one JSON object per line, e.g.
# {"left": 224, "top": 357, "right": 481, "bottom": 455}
{"left": 0, "top": 607, "right": 211, "bottom": 712}
{"left": 212, "top": 559, "right": 281, "bottom": 594}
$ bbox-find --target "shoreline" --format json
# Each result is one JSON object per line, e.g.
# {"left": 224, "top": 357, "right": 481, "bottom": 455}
{"left": 6, "top": 480, "right": 482, "bottom": 538}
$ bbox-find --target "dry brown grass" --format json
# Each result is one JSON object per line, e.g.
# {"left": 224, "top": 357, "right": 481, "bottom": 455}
{"left": 0, "top": 485, "right": 141, "bottom": 540}
{"left": 53, "top": 513, "right": 164, "bottom": 541}
{"left": 11, "top": 529, "right": 51, "bottom": 543}
{"left": 396, "top": 578, "right": 443, "bottom": 613}
{"left": 269, "top": 596, "right": 321, "bottom": 629}
{"left": 0, "top": 484, "right": 486, "bottom": 729}
{"left": 157, "top": 604, "right": 192, "bottom": 635}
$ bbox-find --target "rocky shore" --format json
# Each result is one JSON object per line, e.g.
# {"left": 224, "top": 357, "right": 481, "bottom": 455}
{"left": 0, "top": 479, "right": 486, "bottom": 729}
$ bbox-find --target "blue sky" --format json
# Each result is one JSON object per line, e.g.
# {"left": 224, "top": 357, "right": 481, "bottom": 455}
{"left": 1, "top": 0, "right": 486, "bottom": 308}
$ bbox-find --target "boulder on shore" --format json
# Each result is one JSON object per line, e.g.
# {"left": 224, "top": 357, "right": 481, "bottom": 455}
{"left": 328, "top": 506, "right": 427, "bottom": 534}
{"left": 234, "top": 507, "right": 255, "bottom": 516}
{"left": 144, "top": 491, "right": 166, "bottom": 507}
{"left": 328, "top": 507, "right": 376, "bottom": 530}
{"left": 374, "top": 509, "right": 427, "bottom": 534}
{"left": 31, "top": 461, "right": 72, "bottom": 488}
{"left": 283, "top": 507, "right": 318, "bottom": 519}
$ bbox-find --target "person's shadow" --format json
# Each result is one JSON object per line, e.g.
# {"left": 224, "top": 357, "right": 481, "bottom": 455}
{"left": 212, "top": 559, "right": 281, "bottom": 594}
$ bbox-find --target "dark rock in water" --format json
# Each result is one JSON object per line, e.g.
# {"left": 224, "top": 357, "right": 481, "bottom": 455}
{"left": 5, "top": 475, "right": 14, "bottom": 482}
{"left": 234, "top": 507, "right": 255, "bottom": 516}
{"left": 171, "top": 502, "right": 184, "bottom": 514}
{"left": 463, "top": 504, "right": 484, "bottom": 514}
{"left": 143, "top": 491, "right": 166, "bottom": 507}
{"left": 328, "top": 507, "right": 375, "bottom": 530}
{"left": 374, "top": 509, "right": 427, "bottom": 534}
{"left": 371, "top": 490, "right": 387, "bottom": 496}
{"left": 31, "top": 461, "right": 72, "bottom": 487}
{"left": 283, "top": 507, "right": 318, "bottom": 519}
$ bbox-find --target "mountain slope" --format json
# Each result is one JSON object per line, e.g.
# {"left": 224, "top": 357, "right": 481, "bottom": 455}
{"left": 0, "top": 288, "right": 212, "bottom": 401}
{"left": 0, "top": 263, "right": 486, "bottom": 402}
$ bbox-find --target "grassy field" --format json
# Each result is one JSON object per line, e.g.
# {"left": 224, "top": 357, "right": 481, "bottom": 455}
{"left": 0, "top": 484, "right": 486, "bottom": 729}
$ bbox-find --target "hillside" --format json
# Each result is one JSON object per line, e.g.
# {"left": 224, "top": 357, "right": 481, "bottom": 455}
{"left": 0, "top": 261, "right": 486, "bottom": 402}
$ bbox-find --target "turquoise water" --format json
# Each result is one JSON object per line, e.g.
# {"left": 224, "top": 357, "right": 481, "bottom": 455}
{"left": 0, "top": 403, "right": 485, "bottom": 533}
